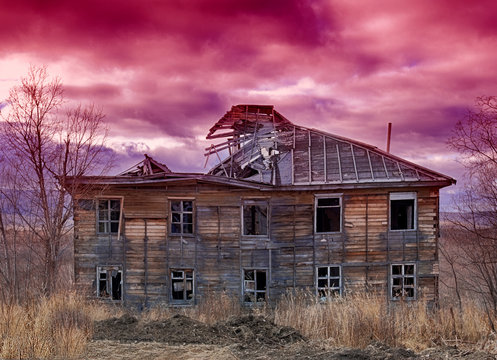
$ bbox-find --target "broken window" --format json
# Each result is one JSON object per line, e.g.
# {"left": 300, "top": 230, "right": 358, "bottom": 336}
{"left": 97, "top": 265, "right": 122, "bottom": 301}
{"left": 316, "top": 265, "right": 342, "bottom": 300}
{"left": 171, "top": 200, "right": 194, "bottom": 235}
{"left": 390, "top": 192, "right": 416, "bottom": 230}
{"left": 97, "top": 199, "right": 121, "bottom": 234}
{"left": 242, "top": 202, "right": 268, "bottom": 236}
{"left": 243, "top": 269, "right": 267, "bottom": 303}
{"left": 315, "top": 196, "right": 341, "bottom": 233}
{"left": 171, "top": 269, "right": 194, "bottom": 302}
{"left": 391, "top": 263, "right": 416, "bottom": 300}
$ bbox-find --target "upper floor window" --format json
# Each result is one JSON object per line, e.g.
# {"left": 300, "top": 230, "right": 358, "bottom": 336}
{"left": 315, "top": 196, "right": 341, "bottom": 233}
{"left": 390, "top": 263, "right": 416, "bottom": 300}
{"left": 171, "top": 200, "right": 194, "bottom": 235}
{"left": 316, "top": 265, "right": 342, "bottom": 300}
{"left": 97, "top": 265, "right": 122, "bottom": 301}
{"left": 242, "top": 201, "right": 268, "bottom": 236}
{"left": 390, "top": 192, "right": 416, "bottom": 230}
{"left": 97, "top": 199, "right": 121, "bottom": 234}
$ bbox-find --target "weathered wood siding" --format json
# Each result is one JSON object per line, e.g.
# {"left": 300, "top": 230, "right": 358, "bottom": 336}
{"left": 73, "top": 184, "right": 440, "bottom": 307}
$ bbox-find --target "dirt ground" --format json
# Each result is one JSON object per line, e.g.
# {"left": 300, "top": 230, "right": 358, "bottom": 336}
{"left": 79, "top": 314, "right": 497, "bottom": 359}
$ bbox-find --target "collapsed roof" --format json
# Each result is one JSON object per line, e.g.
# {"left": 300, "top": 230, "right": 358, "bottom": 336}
{"left": 205, "top": 104, "right": 455, "bottom": 187}
{"left": 69, "top": 104, "right": 454, "bottom": 190}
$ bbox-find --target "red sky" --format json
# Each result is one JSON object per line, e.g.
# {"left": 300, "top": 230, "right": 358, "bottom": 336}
{"left": 1, "top": 0, "right": 497, "bottom": 205}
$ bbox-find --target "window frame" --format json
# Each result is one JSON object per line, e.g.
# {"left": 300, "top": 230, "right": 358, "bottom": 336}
{"left": 243, "top": 268, "right": 268, "bottom": 304}
{"left": 96, "top": 265, "right": 123, "bottom": 302}
{"left": 96, "top": 199, "right": 121, "bottom": 234}
{"left": 314, "top": 194, "right": 343, "bottom": 234}
{"left": 390, "top": 263, "right": 417, "bottom": 301}
{"left": 316, "top": 265, "right": 342, "bottom": 299}
{"left": 389, "top": 192, "right": 417, "bottom": 231}
{"left": 169, "top": 199, "right": 195, "bottom": 236}
{"left": 170, "top": 268, "right": 195, "bottom": 304}
{"left": 241, "top": 199, "right": 269, "bottom": 238}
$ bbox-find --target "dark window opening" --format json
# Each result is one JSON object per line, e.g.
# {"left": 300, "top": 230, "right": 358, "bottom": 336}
{"left": 316, "top": 266, "right": 341, "bottom": 299}
{"left": 171, "top": 269, "right": 194, "bottom": 302}
{"left": 391, "top": 264, "right": 416, "bottom": 300}
{"left": 171, "top": 200, "right": 194, "bottom": 235}
{"left": 390, "top": 198, "right": 415, "bottom": 230}
{"left": 97, "top": 199, "right": 121, "bottom": 234}
{"left": 97, "top": 266, "right": 122, "bottom": 301}
{"left": 244, "top": 269, "right": 267, "bottom": 303}
{"left": 243, "top": 204, "right": 268, "bottom": 236}
{"left": 316, "top": 197, "right": 341, "bottom": 233}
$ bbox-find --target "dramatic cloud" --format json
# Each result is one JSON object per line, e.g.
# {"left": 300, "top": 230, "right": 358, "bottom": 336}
{"left": 1, "top": 0, "right": 497, "bottom": 207}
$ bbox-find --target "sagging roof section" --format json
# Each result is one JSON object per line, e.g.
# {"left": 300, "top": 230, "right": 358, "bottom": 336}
{"left": 205, "top": 104, "right": 455, "bottom": 187}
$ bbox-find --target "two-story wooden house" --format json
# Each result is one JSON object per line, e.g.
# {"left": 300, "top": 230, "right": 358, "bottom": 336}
{"left": 68, "top": 105, "right": 455, "bottom": 308}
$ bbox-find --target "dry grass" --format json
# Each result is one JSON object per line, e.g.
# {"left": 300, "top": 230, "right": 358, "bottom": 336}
{"left": 140, "top": 290, "right": 244, "bottom": 324}
{"left": 1, "top": 290, "right": 496, "bottom": 358}
{"left": 0, "top": 292, "right": 93, "bottom": 359}
{"left": 274, "top": 290, "right": 493, "bottom": 351}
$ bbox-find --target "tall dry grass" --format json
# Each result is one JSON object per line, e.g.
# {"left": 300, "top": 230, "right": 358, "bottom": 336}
{"left": 274, "top": 290, "right": 493, "bottom": 351}
{"left": 0, "top": 292, "right": 94, "bottom": 359}
{"left": 141, "top": 290, "right": 244, "bottom": 324}
{"left": 1, "top": 290, "right": 495, "bottom": 358}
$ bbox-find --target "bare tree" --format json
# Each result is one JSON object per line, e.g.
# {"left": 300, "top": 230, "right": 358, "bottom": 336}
{"left": 0, "top": 66, "right": 111, "bottom": 298}
{"left": 444, "top": 96, "right": 497, "bottom": 321}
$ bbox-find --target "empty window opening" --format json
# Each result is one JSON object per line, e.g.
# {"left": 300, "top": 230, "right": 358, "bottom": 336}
{"left": 391, "top": 264, "right": 416, "bottom": 300}
{"left": 171, "top": 269, "right": 194, "bottom": 302}
{"left": 243, "top": 204, "right": 268, "bottom": 236}
{"left": 315, "top": 197, "right": 341, "bottom": 233}
{"left": 97, "top": 266, "right": 122, "bottom": 301}
{"left": 243, "top": 269, "right": 267, "bottom": 303}
{"left": 316, "top": 266, "right": 341, "bottom": 300}
{"left": 390, "top": 193, "right": 416, "bottom": 230}
{"left": 97, "top": 199, "right": 121, "bottom": 233}
{"left": 171, "top": 200, "right": 194, "bottom": 235}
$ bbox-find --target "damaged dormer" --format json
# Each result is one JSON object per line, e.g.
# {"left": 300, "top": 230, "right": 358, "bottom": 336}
{"left": 119, "top": 154, "right": 171, "bottom": 176}
{"left": 205, "top": 104, "right": 452, "bottom": 186}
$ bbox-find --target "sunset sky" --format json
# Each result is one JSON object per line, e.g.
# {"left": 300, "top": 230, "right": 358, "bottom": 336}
{"left": 1, "top": 0, "right": 497, "bottom": 206}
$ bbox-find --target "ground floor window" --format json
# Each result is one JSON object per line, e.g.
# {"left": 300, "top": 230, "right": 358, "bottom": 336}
{"left": 391, "top": 263, "right": 416, "bottom": 300}
{"left": 171, "top": 269, "right": 194, "bottom": 302}
{"left": 243, "top": 269, "right": 267, "bottom": 303}
{"left": 316, "top": 265, "right": 341, "bottom": 299}
{"left": 97, "top": 265, "right": 122, "bottom": 301}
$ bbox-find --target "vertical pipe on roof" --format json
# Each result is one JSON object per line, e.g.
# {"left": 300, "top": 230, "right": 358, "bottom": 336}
{"left": 387, "top": 122, "right": 392, "bottom": 153}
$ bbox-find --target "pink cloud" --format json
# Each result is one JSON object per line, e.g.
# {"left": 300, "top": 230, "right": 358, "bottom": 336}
{"left": 1, "top": 0, "right": 497, "bottom": 209}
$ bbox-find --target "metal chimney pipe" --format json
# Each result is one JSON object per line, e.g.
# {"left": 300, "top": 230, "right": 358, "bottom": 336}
{"left": 386, "top": 122, "right": 392, "bottom": 153}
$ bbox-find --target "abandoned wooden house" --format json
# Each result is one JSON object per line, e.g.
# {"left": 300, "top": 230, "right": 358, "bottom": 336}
{"left": 68, "top": 104, "right": 455, "bottom": 308}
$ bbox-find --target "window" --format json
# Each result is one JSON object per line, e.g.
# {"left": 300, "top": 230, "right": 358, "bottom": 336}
{"left": 242, "top": 202, "right": 268, "bottom": 236}
{"left": 97, "top": 265, "right": 122, "bottom": 301}
{"left": 97, "top": 199, "right": 121, "bottom": 233}
{"left": 171, "top": 269, "right": 194, "bottom": 302}
{"left": 315, "top": 196, "right": 341, "bottom": 233}
{"left": 316, "top": 266, "right": 342, "bottom": 299}
{"left": 243, "top": 269, "right": 267, "bottom": 303}
{"left": 390, "top": 192, "right": 416, "bottom": 230}
{"left": 391, "top": 264, "right": 416, "bottom": 300}
{"left": 171, "top": 200, "right": 193, "bottom": 235}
